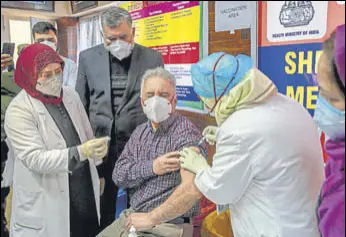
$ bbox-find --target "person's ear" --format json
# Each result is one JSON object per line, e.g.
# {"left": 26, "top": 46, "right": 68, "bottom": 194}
{"left": 170, "top": 94, "right": 178, "bottom": 113}
{"left": 173, "top": 94, "right": 177, "bottom": 104}
{"left": 32, "top": 33, "right": 37, "bottom": 43}
{"left": 131, "top": 27, "right": 136, "bottom": 43}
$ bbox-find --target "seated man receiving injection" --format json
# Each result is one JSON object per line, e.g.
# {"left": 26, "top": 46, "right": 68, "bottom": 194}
{"left": 97, "top": 67, "right": 208, "bottom": 237}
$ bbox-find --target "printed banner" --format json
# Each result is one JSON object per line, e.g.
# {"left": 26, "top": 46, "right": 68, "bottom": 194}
{"left": 267, "top": 1, "right": 328, "bottom": 42}
{"left": 121, "top": 1, "right": 205, "bottom": 112}
{"left": 258, "top": 1, "right": 345, "bottom": 116}
{"left": 259, "top": 43, "right": 321, "bottom": 115}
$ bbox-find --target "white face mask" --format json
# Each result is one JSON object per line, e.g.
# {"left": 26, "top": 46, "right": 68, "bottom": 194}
{"left": 36, "top": 74, "right": 63, "bottom": 98}
{"left": 40, "top": 40, "right": 57, "bottom": 52}
{"left": 104, "top": 40, "right": 133, "bottom": 60}
{"left": 143, "top": 96, "right": 172, "bottom": 123}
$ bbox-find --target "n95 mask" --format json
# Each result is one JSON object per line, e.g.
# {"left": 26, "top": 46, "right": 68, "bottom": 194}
{"left": 143, "top": 96, "right": 172, "bottom": 123}
{"left": 36, "top": 74, "right": 63, "bottom": 98}
{"left": 104, "top": 40, "right": 133, "bottom": 60}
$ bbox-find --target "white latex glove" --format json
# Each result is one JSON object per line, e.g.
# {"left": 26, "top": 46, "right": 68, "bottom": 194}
{"left": 78, "top": 137, "right": 110, "bottom": 161}
{"left": 202, "top": 126, "right": 218, "bottom": 146}
{"left": 179, "top": 148, "right": 210, "bottom": 174}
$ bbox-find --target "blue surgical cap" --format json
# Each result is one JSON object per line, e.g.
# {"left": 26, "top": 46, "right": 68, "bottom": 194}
{"left": 191, "top": 52, "right": 253, "bottom": 98}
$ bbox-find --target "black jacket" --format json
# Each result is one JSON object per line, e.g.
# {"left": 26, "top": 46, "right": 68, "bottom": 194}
{"left": 76, "top": 44, "right": 164, "bottom": 174}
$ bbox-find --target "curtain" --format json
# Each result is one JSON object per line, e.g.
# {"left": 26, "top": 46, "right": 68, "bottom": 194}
{"left": 77, "top": 15, "right": 103, "bottom": 58}
{"left": 56, "top": 17, "right": 79, "bottom": 62}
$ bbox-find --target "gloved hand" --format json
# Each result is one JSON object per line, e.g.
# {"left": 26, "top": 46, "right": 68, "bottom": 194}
{"left": 202, "top": 126, "right": 218, "bottom": 146}
{"left": 179, "top": 148, "right": 210, "bottom": 174}
{"left": 78, "top": 137, "right": 109, "bottom": 161}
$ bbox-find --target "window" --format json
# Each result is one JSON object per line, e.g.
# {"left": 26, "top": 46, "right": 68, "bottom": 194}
{"left": 9, "top": 18, "right": 32, "bottom": 63}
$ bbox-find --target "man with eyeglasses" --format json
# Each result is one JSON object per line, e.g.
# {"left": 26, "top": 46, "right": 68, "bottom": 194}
{"left": 76, "top": 7, "right": 164, "bottom": 230}
{"left": 32, "top": 22, "right": 78, "bottom": 88}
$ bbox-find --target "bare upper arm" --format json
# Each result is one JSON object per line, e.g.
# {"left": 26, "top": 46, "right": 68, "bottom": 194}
{"left": 180, "top": 168, "right": 203, "bottom": 198}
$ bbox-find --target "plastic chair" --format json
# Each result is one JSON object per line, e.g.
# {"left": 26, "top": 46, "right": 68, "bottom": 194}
{"left": 115, "top": 188, "right": 127, "bottom": 219}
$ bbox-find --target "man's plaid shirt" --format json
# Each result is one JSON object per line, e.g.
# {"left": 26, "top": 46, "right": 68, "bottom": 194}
{"left": 112, "top": 112, "right": 208, "bottom": 218}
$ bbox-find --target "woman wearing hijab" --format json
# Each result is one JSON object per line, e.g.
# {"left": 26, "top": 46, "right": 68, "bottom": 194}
{"left": 4, "top": 44, "right": 109, "bottom": 237}
{"left": 315, "top": 24, "right": 345, "bottom": 237}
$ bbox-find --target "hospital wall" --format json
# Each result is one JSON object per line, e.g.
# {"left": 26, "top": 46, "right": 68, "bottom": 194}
{"left": 113, "top": 1, "right": 253, "bottom": 164}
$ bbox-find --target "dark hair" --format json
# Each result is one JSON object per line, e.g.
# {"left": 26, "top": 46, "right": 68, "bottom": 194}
{"left": 32, "top": 22, "right": 57, "bottom": 39}
{"left": 323, "top": 32, "right": 345, "bottom": 95}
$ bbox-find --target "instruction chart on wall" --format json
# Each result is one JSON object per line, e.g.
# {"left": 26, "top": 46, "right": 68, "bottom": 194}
{"left": 120, "top": 1, "right": 205, "bottom": 113}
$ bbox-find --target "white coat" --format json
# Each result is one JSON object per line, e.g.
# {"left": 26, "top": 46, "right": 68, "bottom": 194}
{"left": 195, "top": 94, "right": 325, "bottom": 237}
{"left": 4, "top": 87, "right": 100, "bottom": 237}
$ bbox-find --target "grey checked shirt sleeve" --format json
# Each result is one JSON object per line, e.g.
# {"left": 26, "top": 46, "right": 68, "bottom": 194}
{"left": 174, "top": 118, "right": 208, "bottom": 158}
{"left": 112, "top": 128, "right": 156, "bottom": 189}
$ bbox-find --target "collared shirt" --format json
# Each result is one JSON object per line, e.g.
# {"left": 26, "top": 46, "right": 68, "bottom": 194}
{"left": 113, "top": 112, "right": 207, "bottom": 217}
